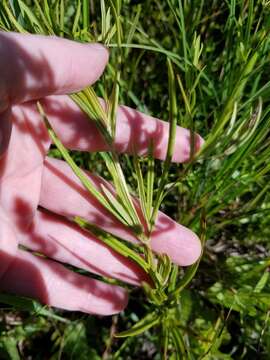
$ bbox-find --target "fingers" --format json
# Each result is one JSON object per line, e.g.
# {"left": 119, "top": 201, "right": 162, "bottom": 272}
{"left": 18, "top": 209, "right": 149, "bottom": 285}
{"left": 0, "top": 249, "right": 128, "bottom": 315}
{"left": 40, "top": 158, "right": 201, "bottom": 266}
{"left": 0, "top": 32, "right": 109, "bottom": 109}
{"left": 42, "top": 95, "right": 204, "bottom": 163}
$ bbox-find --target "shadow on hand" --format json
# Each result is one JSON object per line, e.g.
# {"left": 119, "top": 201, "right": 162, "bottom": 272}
{"left": 14, "top": 192, "right": 149, "bottom": 286}
{"left": 0, "top": 245, "right": 127, "bottom": 314}
{"left": 0, "top": 250, "right": 48, "bottom": 305}
{"left": 40, "top": 96, "right": 165, "bottom": 159}
{"left": 0, "top": 32, "right": 55, "bottom": 108}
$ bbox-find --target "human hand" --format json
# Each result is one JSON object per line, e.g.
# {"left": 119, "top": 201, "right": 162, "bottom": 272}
{"left": 0, "top": 32, "right": 203, "bottom": 315}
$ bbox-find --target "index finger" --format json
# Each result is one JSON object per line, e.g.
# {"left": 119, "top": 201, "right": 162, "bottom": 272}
{"left": 0, "top": 32, "right": 109, "bottom": 111}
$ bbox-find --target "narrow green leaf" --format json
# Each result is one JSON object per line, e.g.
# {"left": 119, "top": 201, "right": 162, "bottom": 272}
{"left": 151, "top": 59, "right": 177, "bottom": 226}
{"left": 161, "top": 324, "right": 169, "bottom": 360}
{"left": 1, "top": 337, "right": 20, "bottom": 360}
{"left": 157, "top": 253, "right": 172, "bottom": 286}
{"left": 82, "top": 0, "right": 89, "bottom": 32}
{"left": 168, "top": 265, "right": 179, "bottom": 292}
{"left": 146, "top": 142, "right": 155, "bottom": 220}
{"left": 60, "top": 0, "right": 64, "bottom": 36}
{"left": 18, "top": 0, "right": 45, "bottom": 33}
{"left": 100, "top": 183, "right": 134, "bottom": 227}
{"left": 43, "top": 0, "right": 53, "bottom": 28}
{"left": 75, "top": 217, "right": 150, "bottom": 272}
{"left": 72, "top": 0, "right": 81, "bottom": 35}
{"left": 115, "top": 312, "right": 160, "bottom": 338}
{"left": 171, "top": 327, "right": 187, "bottom": 359}
{"left": 177, "top": 0, "right": 188, "bottom": 76}
{"left": 254, "top": 271, "right": 270, "bottom": 293}
{"left": 244, "top": 0, "right": 254, "bottom": 44}
{"left": 107, "top": 0, "right": 122, "bottom": 139}
{"left": 100, "top": 0, "right": 106, "bottom": 39}
{"left": 2, "top": 1, "right": 27, "bottom": 33}
{"left": 0, "top": 293, "right": 69, "bottom": 322}
{"left": 108, "top": 77, "right": 120, "bottom": 139}
{"left": 33, "top": 0, "right": 54, "bottom": 34}
{"left": 133, "top": 154, "right": 151, "bottom": 231}
{"left": 177, "top": 73, "right": 196, "bottom": 160}
{"left": 192, "top": 33, "right": 203, "bottom": 68}
{"left": 100, "top": 152, "right": 143, "bottom": 235}
{"left": 177, "top": 74, "right": 192, "bottom": 115}
{"left": 126, "top": 4, "right": 141, "bottom": 46}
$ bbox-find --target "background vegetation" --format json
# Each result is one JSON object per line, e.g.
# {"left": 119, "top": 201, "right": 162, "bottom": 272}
{"left": 0, "top": 0, "right": 270, "bottom": 359}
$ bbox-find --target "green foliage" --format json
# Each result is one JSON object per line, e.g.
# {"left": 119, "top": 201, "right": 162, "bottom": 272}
{"left": 0, "top": 0, "right": 270, "bottom": 359}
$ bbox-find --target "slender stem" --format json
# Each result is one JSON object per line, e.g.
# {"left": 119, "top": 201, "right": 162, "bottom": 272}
{"left": 82, "top": 0, "right": 89, "bottom": 33}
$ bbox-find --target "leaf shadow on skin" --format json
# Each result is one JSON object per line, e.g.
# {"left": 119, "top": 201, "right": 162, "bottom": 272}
{"left": 41, "top": 94, "right": 203, "bottom": 162}
{"left": 13, "top": 104, "right": 50, "bottom": 157}
{"left": 0, "top": 250, "right": 49, "bottom": 305}
{"left": 0, "top": 247, "right": 128, "bottom": 315}
{"left": 40, "top": 95, "right": 167, "bottom": 159}
{"left": 17, "top": 200, "right": 149, "bottom": 285}
{"left": 119, "top": 105, "right": 166, "bottom": 157}
{"left": 13, "top": 195, "right": 148, "bottom": 285}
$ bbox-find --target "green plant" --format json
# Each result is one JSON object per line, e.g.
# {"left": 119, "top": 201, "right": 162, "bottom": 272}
{"left": 0, "top": 1, "right": 270, "bottom": 359}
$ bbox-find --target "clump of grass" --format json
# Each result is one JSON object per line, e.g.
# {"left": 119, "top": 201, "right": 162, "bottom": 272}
{"left": 0, "top": 1, "right": 270, "bottom": 359}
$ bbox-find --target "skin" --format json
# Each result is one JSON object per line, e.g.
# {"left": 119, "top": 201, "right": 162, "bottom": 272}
{"left": 0, "top": 32, "right": 203, "bottom": 315}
